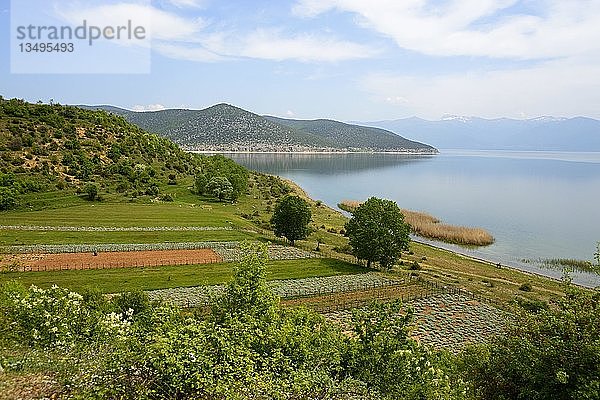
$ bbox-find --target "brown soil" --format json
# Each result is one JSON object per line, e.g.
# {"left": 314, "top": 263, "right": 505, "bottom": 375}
{"left": 0, "top": 372, "right": 60, "bottom": 400}
{"left": 1, "top": 249, "right": 222, "bottom": 272}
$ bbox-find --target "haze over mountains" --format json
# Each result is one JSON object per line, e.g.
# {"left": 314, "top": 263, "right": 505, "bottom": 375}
{"left": 81, "top": 104, "right": 436, "bottom": 153}
{"left": 357, "top": 116, "right": 600, "bottom": 151}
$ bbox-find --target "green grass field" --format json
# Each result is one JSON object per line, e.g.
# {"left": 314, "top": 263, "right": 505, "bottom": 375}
{"left": 0, "top": 229, "right": 259, "bottom": 246}
{"left": 1, "top": 202, "right": 255, "bottom": 228}
{"left": 0, "top": 258, "right": 367, "bottom": 293}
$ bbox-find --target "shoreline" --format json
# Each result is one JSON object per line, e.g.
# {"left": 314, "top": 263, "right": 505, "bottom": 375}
{"left": 410, "top": 238, "right": 592, "bottom": 288}
{"left": 190, "top": 150, "right": 439, "bottom": 155}
{"left": 278, "top": 175, "right": 596, "bottom": 289}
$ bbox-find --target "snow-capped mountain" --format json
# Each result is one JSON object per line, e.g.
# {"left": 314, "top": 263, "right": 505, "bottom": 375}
{"left": 355, "top": 116, "right": 600, "bottom": 151}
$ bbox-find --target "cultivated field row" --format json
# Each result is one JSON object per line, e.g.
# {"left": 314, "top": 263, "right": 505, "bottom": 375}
{"left": 0, "top": 242, "right": 315, "bottom": 271}
{"left": 0, "top": 225, "right": 244, "bottom": 232}
{"left": 147, "top": 272, "right": 399, "bottom": 307}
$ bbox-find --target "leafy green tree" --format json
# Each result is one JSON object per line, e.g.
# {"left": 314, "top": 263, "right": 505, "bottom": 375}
{"left": 194, "top": 173, "right": 207, "bottom": 195}
{"left": 206, "top": 176, "right": 233, "bottom": 201}
{"left": 0, "top": 187, "right": 18, "bottom": 210}
{"left": 348, "top": 300, "right": 466, "bottom": 399}
{"left": 83, "top": 183, "right": 99, "bottom": 201}
{"left": 344, "top": 197, "right": 410, "bottom": 269}
{"left": 212, "top": 242, "right": 278, "bottom": 321}
{"left": 462, "top": 281, "right": 600, "bottom": 400}
{"left": 201, "top": 154, "right": 248, "bottom": 199}
{"left": 271, "top": 195, "right": 312, "bottom": 245}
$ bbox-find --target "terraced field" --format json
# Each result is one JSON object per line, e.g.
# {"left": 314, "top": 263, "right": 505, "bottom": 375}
{"left": 147, "top": 272, "right": 397, "bottom": 307}
{"left": 324, "top": 292, "right": 507, "bottom": 351}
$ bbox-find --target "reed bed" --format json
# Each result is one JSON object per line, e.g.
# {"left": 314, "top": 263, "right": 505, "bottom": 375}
{"left": 338, "top": 200, "right": 494, "bottom": 246}
{"left": 532, "top": 258, "right": 599, "bottom": 274}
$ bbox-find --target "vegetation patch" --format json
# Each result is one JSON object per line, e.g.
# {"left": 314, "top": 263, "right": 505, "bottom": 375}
{"left": 529, "top": 257, "right": 600, "bottom": 274}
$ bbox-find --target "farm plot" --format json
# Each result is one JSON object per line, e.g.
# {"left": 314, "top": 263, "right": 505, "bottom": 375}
{"left": 283, "top": 282, "right": 428, "bottom": 311}
{"left": 216, "top": 245, "right": 314, "bottom": 262}
{"left": 409, "top": 293, "right": 507, "bottom": 350}
{"left": 147, "top": 272, "right": 397, "bottom": 307}
{"left": 1, "top": 249, "right": 222, "bottom": 271}
{"left": 1, "top": 241, "right": 238, "bottom": 254}
{"left": 0, "top": 242, "right": 315, "bottom": 272}
{"left": 324, "top": 292, "right": 507, "bottom": 351}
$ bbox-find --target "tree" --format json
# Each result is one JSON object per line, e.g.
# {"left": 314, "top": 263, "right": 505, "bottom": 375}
{"left": 83, "top": 183, "right": 99, "bottom": 201}
{"left": 344, "top": 197, "right": 410, "bottom": 269}
{"left": 206, "top": 176, "right": 233, "bottom": 201}
{"left": 0, "top": 187, "right": 18, "bottom": 210}
{"left": 212, "top": 241, "right": 278, "bottom": 322}
{"left": 347, "top": 300, "right": 465, "bottom": 399}
{"left": 194, "top": 173, "right": 207, "bottom": 195}
{"left": 270, "top": 195, "right": 312, "bottom": 246}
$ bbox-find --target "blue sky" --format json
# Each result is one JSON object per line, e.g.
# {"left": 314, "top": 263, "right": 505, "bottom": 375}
{"left": 1, "top": 0, "right": 600, "bottom": 121}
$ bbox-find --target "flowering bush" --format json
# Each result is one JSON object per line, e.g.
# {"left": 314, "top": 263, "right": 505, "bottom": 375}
{"left": 0, "top": 283, "right": 141, "bottom": 349}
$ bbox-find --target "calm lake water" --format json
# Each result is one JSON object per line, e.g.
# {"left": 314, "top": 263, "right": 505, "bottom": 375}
{"left": 224, "top": 151, "right": 600, "bottom": 287}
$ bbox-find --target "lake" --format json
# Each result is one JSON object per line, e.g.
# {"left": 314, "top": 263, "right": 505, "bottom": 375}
{"left": 224, "top": 151, "right": 600, "bottom": 287}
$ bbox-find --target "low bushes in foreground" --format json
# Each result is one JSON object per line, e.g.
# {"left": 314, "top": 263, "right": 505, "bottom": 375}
{"left": 2, "top": 243, "right": 598, "bottom": 399}
{"left": 0, "top": 243, "right": 464, "bottom": 400}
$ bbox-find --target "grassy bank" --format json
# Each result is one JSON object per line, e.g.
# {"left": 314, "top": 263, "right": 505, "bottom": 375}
{"left": 1, "top": 168, "right": 577, "bottom": 307}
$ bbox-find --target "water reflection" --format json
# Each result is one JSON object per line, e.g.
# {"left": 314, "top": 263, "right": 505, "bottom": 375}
{"left": 226, "top": 153, "right": 435, "bottom": 175}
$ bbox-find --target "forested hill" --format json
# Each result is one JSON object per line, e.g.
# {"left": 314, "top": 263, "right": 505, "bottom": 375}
{"left": 0, "top": 98, "right": 246, "bottom": 210}
{"left": 264, "top": 116, "right": 436, "bottom": 152}
{"left": 81, "top": 104, "right": 437, "bottom": 153}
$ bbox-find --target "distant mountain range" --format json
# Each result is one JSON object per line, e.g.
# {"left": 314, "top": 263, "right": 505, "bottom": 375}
{"left": 355, "top": 116, "right": 600, "bottom": 151}
{"left": 79, "top": 104, "right": 437, "bottom": 153}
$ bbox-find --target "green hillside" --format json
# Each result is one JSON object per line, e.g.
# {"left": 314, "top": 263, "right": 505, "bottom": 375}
{"left": 0, "top": 98, "right": 245, "bottom": 210}
{"left": 265, "top": 116, "right": 437, "bottom": 152}
{"left": 82, "top": 104, "right": 437, "bottom": 152}
{"left": 84, "top": 103, "right": 334, "bottom": 151}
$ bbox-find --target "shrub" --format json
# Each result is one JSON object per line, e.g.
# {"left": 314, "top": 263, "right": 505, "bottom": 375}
{"left": 159, "top": 193, "right": 174, "bottom": 202}
{"left": 145, "top": 184, "right": 159, "bottom": 196}
{"left": 519, "top": 282, "right": 533, "bottom": 292}
{"left": 111, "top": 291, "right": 151, "bottom": 317}
{"left": 84, "top": 183, "right": 99, "bottom": 201}
{"left": 0, "top": 187, "right": 19, "bottom": 210}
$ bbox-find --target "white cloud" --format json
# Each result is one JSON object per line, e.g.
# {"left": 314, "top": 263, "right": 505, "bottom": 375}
{"left": 362, "top": 58, "right": 600, "bottom": 118}
{"left": 154, "top": 42, "right": 224, "bottom": 62}
{"left": 285, "top": 110, "right": 295, "bottom": 117}
{"left": 237, "top": 29, "right": 378, "bottom": 62}
{"left": 168, "top": 0, "right": 205, "bottom": 9}
{"left": 55, "top": 2, "right": 204, "bottom": 42}
{"left": 152, "top": 29, "right": 375, "bottom": 63}
{"left": 293, "top": 0, "right": 600, "bottom": 60}
{"left": 54, "top": 2, "right": 376, "bottom": 63}
{"left": 131, "top": 104, "right": 167, "bottom": 111}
